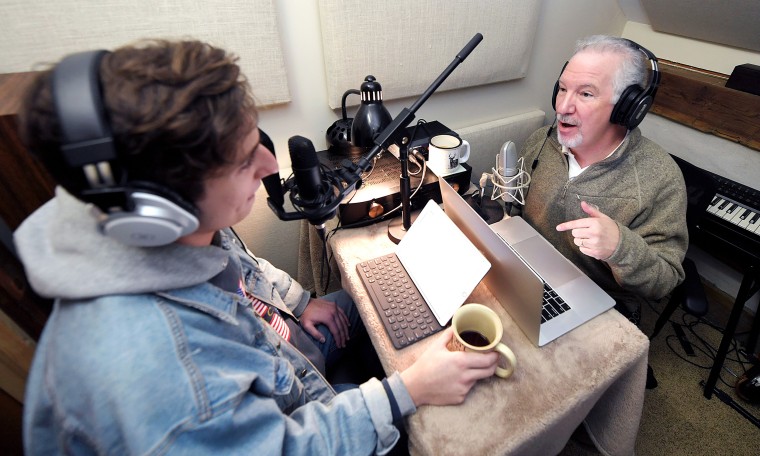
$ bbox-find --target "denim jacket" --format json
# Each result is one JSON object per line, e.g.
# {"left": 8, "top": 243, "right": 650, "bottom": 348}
{"left": 16, "top": 189, "right": 410, "bottom": 455}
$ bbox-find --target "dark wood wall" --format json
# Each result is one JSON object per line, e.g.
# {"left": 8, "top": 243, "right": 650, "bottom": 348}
{"left": 0, "top": 71, "right": 54, "bottom": 456}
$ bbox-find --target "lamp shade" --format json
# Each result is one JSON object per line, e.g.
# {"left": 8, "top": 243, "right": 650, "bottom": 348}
{"left": 351, "top": 75, "right": 392, "bottom": 149}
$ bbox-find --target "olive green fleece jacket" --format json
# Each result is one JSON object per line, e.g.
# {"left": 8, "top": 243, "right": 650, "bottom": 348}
{"left": 510, "top": 126, "right": 688, "bottom": 302}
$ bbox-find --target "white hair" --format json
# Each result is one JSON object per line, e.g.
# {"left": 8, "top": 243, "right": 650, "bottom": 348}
{"left": 573, "top": 35, "right": 649, "bottom": 104}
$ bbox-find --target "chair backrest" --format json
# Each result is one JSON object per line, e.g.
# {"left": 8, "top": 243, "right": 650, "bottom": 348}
{"left": 670, "top": 154, "right": 718, "bottom": 235}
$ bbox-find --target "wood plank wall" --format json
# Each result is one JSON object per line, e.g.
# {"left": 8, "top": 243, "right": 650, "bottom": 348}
{"left": 0, "top": 71, "right": 55, "bottom": 454}
{"left": 651, "top": 60, "right": 760, "bottom": 152}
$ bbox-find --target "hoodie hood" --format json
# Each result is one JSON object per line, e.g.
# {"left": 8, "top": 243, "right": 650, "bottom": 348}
{"left": 14, "top": 187, "right": 230, "bottom": 300}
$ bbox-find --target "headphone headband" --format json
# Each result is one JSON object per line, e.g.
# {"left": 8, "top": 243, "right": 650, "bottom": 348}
{"left": 53, "top": 50, "right": 116, "bottom": 168}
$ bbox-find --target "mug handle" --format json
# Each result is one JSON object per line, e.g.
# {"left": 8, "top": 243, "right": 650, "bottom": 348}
{"left": 493, "top": 342, "right": 517, "bottom": 378}
{"left": 459, "top": 140, "right": 470, "bottom": 163}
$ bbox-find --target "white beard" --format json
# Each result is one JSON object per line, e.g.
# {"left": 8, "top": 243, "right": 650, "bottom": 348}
{"left": 556, "top": 114, "right": 583, "bottom": 149}
{"left": 558, "top": 129, "right": 583, "bottom": 149}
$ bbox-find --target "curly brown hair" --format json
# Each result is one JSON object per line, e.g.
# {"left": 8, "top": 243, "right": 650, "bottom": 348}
{"left": 19, "top": 39, "right": 258, "bottom": 206}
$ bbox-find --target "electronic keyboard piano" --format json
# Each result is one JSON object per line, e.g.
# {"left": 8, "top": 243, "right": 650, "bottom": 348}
{"left": 702, "top": 172, "right": 760, "bottom": 264}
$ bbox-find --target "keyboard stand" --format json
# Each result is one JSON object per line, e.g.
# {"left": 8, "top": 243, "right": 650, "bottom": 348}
{"left": 702, "top": 264, "right": 760, "bottom": 428}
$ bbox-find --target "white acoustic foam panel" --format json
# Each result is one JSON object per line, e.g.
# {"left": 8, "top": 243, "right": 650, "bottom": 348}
{"left": 0, "top": 0, "right": 290, "bottom": 107}
{"left": 318, "top": 0, "right": 541, "bottom": 109}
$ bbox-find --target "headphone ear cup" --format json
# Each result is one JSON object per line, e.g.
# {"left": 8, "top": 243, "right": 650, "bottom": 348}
{"left": 100, "top": 191, "right": 199, "bottom": 247}
{"left": 623, "top": 93, "right": 653, "bottom": 130}
{"left": 610, "top": 85, "right": 643, "bottom": 128}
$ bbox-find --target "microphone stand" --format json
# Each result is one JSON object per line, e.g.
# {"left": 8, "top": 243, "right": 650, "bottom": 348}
{"left": 387, "top": 141, "right": 412, "bottom": 243}
{"left": 338, "top": 33, "right": 484, "bottom": 243}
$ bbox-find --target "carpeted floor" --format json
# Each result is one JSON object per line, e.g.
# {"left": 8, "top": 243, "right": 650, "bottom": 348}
{"left": 560, "top": 294, "right": 760, "bottom": 456}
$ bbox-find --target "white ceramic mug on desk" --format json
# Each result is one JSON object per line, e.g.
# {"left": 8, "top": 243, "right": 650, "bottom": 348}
{"left": 427, "top": 134, "right": 470, "bottom": 176}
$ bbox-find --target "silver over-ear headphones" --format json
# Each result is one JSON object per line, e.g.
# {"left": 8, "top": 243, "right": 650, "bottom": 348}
{"left": 51, "top": 50, "right": 199, "bottom": 247}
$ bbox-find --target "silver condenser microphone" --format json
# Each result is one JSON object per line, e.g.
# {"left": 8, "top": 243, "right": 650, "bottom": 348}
{"left": 490, "top": 140, "right": 530, "bottom": 208}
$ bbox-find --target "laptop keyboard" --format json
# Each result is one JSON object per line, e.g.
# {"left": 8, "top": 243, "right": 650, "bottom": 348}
{"left": 541, "top": 283, "right": 571, "bottom": 323}
{"left": 357, "top": 254, "right": 443, "bottom": 349}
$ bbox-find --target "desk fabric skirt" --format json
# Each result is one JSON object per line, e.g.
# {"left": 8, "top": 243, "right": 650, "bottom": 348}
{"left": 330, "top": 222, "right": 650, "bottom": 456}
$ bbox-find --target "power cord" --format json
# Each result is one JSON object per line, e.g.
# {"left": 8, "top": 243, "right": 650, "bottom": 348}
{"left": 646, "top": 298, "right": 754, "bottom": 389}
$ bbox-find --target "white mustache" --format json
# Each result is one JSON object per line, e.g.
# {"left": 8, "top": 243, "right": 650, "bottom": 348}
{"left": 556, "top": 114, "right": 580, "bottom": 127}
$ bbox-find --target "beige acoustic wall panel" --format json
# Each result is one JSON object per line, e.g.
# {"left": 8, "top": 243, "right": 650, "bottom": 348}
{"left": 457, "top": 109, "right": 546, "bottom": 180}
{"left": 0, "top": 0, "right": 290, "bottom": 107}
{"left": 318, "top": 0, "right": 542, "bottom": 109}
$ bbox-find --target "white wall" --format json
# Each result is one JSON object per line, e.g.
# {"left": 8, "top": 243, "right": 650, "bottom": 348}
{"left": 622, "top": 21, "right": 760, "bottom": 75}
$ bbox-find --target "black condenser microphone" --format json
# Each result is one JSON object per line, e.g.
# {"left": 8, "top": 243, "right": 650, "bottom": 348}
{"left": 289, "top": 135, "right": 323, "bottom": 202}
{"left": 287, "top": 135, "right": 338, "bottom": 236}
{"left": 260, "top": 130, "right": 284, "bottom": 208}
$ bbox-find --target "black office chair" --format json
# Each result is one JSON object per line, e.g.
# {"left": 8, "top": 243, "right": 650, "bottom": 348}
{"left": 650, "top": 155, "right": 717, "bottom": 339}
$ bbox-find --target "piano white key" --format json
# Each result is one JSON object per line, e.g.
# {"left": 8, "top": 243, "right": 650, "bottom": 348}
{"left": 737, "top": 209, "right": 757, "bottom": 229}
{"left": 747, "top": 214, "right": 760, "bottom": 233}
{"left": 726, "top": 207, "right": 746, "bottom": 225}
{"left": 721, "top": 202, "right": 741, "bottom": 221}
{"left": 707, "top": 197, "right": 725, "bottom": 215}
{"left": 714, "top": 199, "right": 733, "bottom": 219}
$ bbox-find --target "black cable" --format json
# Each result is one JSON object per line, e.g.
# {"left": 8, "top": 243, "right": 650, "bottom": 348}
{"left": 655, "top": 308, "right": 754, "bottom": 389}
{"left": 531, "top": 119, "right": 557, "bottom": 172}
{"left": 318, "top": 230, "right": 332, "bottom": 296}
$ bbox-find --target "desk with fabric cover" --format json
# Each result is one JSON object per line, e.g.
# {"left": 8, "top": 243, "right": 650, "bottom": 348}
{"left": 329, "top": 222, "right": 649, "bottom": 456}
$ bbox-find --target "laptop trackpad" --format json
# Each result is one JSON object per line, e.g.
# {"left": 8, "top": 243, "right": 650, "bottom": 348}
{"left": 512, "top": 236, "right": 580, "bottom": 288}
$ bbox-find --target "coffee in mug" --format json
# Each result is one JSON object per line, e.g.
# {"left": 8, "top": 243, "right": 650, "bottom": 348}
{"left": 427, "top": 134, "right": 470, "bottom": 176}
{"left": 448, "top": 303, "right": 517, "bottom": 378}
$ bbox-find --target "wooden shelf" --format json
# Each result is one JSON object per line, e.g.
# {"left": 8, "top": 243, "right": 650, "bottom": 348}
{"left": 651, "top": 60, "right": 760, "bottom": 152}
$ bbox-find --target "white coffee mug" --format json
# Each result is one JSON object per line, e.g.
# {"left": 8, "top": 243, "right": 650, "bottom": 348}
{"left": 428, "top": 134, "right": 470, "bottom": 176}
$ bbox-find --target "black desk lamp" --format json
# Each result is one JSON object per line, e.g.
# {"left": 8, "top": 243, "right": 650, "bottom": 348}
{"left": 351, "top": 76, "right": 393, "bottom": 150}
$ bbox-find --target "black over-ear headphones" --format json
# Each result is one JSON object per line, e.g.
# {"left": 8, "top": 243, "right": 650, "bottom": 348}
{"left": 551, "top": 38, "right": 660, "bottom": 130}
{"left": 51, "top": 50, "right": 199, "bottom": 247}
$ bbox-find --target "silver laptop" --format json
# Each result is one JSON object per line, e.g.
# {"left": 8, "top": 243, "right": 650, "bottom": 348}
{"left": 439, "top": 178, "right": 614, "bottom": 346}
